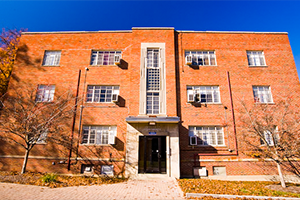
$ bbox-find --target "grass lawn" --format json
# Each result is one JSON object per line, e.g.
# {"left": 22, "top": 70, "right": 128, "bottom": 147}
{"left": 178, "top": 179, "right": 300, "bottom": 198}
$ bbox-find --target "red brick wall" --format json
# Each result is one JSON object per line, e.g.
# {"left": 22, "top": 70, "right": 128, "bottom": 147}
{"left": 1, "top": 29, "right": 299, "bottom": 177}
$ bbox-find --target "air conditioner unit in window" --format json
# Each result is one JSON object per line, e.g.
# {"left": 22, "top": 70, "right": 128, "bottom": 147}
{"left": 114, "top": 55, "right": 121, "bottom": 65}
{"left": 112, "top": 94, "right": 118, "bottom": 102}
{"left": 186, "top": 55, "right": 193, "bottom": 65}
{"left": 190, "top": 136, "right": 197, "bottom": 145}
{"left": 188, "top": 94, "right": 195, "bottom": 102}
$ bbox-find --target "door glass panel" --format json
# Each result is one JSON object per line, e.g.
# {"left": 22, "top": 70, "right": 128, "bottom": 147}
{"left": 138, "top": 136, "right": 166, "bottom": 174}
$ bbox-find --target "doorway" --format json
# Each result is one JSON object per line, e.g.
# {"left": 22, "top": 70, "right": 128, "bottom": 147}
{"left": 138, "top": 136, "right": 166, "bottom": 173}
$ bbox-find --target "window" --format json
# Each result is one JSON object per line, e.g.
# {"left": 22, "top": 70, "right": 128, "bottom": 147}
{"left": 213, "top": 166, "right": 226, "bottom": 176}
{"left": 146, "top": 49, "right": 160, "bottom": 114}
{"left": 101, "top": 165, "right": 114, "bottom": 176}
{"left": 189, "top": 126, "right": 224, "bottom": 146}
{"left": 82, "top": 126, "right": 116, "bottom": 145}
{"left": 253, "top": 86, "right": 273, "bottom": 103}
{"left": 187, "top": 86, "right": 220, "bottom": 103}
{"left": 36, "top": 131, "right": 48, "bottom": 144}
{"left": 36, "top": 85, "right": 55, "bottom": 102}
{"left": 86, "top": 86, "right": 119, "bottom": 103}
{"left": 260, "top": 128, "right": 278, "bottom": 146}
{"left": 42, "top": 51, "right": 61, "bottom": 66}
{"left": 185, "top": 51, "right": 216, "bottom": 66}
{"left": 247, "top": 51, "right": 266, "bottom": 66}
{"left": 90, "top": 51, "right": 121, "bottom": 65}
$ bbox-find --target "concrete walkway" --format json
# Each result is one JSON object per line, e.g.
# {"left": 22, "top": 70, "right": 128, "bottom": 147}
{"left": 0, "top": 178, "right": 185, "bottom": 200}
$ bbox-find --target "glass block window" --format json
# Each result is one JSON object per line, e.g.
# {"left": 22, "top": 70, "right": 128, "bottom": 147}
{"left": 247, "top": 51, "right": 266, "bottom": 66}
{"left": 86, "top": 86, "right": 119, "bottom": 103}
{"left": 187, "top": 86, "right": 220, "bottom": 103}
{"left": 253, "top": 86, "right": 273, "bottom": 103}
{"left": 90, "top": 51, "right": 121, "bottom": 65}
{"left": 146, "top": 92, "right": 159, "bottom": 114}
{"left": 189, "top": 126, "right": 224, "bottom": 146}
{"left": 185, "top": 51, "right": 216, "bottom": 66}
{"left": 35, "top": 85, "right": 55, "bottom": 102}
{"left": 147, "top": 68, "right": 160, "bottom": 90}
{"left": 42, "top": 51, "right": 61, "bottom": 66}
{"left": 82, "top": 126, "right": 116, "bottom": 145}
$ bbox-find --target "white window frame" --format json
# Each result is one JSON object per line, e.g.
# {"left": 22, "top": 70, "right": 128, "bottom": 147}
{"left": 185, "top": 51, "right": 217, "bottom": 66}
{"left": 90, "top": 51, "right": 122, "bottom": 66}
{"left": 253, "top": 86, "right": 273, "bottom": 103}
{"left": 146, "top": 48, "right": 161, "bottom": 115}
{"left": 36, "top": 131, "right": 48, "bottom": 144}
{"left": 189, "top": 126, "right": 224, "bottom": 146}
{"left": 187, "top": 86, "right": 221, "bottom": 103}
{"left": 86, "top": 86, "right": 119, "bottom": 103}
{"left": 35, "top": 85, "right": 55, "bottom": 102}
{"left": 42, "top": 51, "right": 61, "bottom": 66}
{"left": 247, "top": 51, "right": 266, "bottom": 66}
{"left": 261, "top": 127, "right": 278, "bottom": 146}
{"left": 81, "top": 126, "right": 117, "bottom": 145}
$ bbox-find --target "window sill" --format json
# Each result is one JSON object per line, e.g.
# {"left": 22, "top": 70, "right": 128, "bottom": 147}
{"left": 36, "top": 142, "right": 47, "bottom": 145}
{"left": 189, "top": 145, "right": 227, "bottom": 148}
{"left": 254, "top": 102, "right": 275, "bottom": 105}
{"left": 188, "top": 102, "right": 222, "bottom": 105}
{"left": 186, "top": 65, "right": 218, "bottom": 67}
{"left": 89, "top": 65, "right": 118, "bottom": 67}
{"left": 249, "top": 65, "right": 268, "bottom": 68}
{"left": 80, "top": 144, "right": 112, "bottom": 146}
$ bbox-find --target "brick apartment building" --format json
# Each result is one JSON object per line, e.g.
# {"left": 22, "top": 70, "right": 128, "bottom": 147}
{"left": 1, "top": 27, "right": 299, "bottom": 179}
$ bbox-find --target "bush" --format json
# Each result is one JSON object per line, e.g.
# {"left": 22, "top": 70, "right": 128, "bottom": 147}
{"left": 41, "top": 173, "right": 57, "bottom": 183}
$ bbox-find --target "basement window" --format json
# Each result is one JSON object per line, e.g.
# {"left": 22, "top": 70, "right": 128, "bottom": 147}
{"left": 213, "top": 166, "right": 226, "bottom": 176}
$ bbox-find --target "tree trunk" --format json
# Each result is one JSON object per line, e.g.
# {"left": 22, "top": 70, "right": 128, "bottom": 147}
{"left": 277, "top": 162, "right": 286, "bottom": 188}
{"left": 21, "top": 149, "right": 30, "bottom": 174}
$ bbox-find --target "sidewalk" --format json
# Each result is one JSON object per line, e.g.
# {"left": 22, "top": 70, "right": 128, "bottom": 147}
{"left": 0, "top": 178, "right": 185, "bottom": 200}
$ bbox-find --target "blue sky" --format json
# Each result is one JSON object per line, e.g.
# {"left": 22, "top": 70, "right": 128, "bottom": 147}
{"left": 1, "top": 0, "right": 300, "bottom": 79}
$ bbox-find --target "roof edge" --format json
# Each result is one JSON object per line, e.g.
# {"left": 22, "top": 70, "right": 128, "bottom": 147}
{"left": 177, "top": 30, "right": 288, "bottom": 34}
{"left": 132, "top": 27, "right": 175, "bottom": 30}
{"left": 22, "top": 30, "right": 132, "bottom": 35}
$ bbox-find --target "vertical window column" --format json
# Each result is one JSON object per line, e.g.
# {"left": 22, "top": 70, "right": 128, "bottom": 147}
{"left": 146, "top": 49, "right": 160, "bottom": 114}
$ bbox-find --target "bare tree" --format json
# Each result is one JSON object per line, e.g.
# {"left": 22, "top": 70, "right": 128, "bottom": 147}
{"left": 0, "top": 86, "right": 76, "bottom": 174}
{"left": 0, "top": 29, "right": 23, "bottom": 96}
{"left": 239, "top": 97, "right": 300, "bottom": 187}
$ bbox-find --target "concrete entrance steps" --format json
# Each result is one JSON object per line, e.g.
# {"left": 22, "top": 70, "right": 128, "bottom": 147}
{"left": 131, "top": 173, "right": 173, "bottom": 180}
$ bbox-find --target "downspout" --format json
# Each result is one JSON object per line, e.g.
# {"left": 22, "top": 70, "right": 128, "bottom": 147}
{"left": 194, "top": 71, "right": 239, "bottom": 164}
{"left": 67, "top": 69, "right": 81, "bottom": 170}
{"left": 75, "top": 68, "right": 89, "bottom": 161}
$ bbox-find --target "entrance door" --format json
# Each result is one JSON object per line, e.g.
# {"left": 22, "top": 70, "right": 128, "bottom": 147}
{"left": 138, "top": 136, "right": 166, "bottom": 173}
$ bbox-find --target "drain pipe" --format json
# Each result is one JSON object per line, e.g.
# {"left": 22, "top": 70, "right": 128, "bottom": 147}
{"left": 75, "top": 67, "right": 89, "bottom": 160}
{"left": 194, "top": 71, "right": 239, "bottom": 165}
{"left": 67, "top": 69, "right": 81, "bottom": 170}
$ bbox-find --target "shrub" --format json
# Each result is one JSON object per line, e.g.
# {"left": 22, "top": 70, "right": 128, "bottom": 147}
{"left": 41, "top": 173, "right": 57, "bottom": 183}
